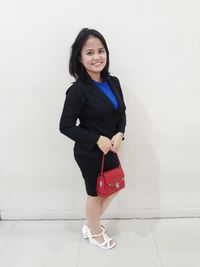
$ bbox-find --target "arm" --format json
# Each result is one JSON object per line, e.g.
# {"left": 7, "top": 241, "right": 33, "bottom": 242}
{"left": 117, "top": 113, "right": 126, "bottom": 140}
{"left": 113, "top": 76, "right": 126, "bottom": 140}
{"left": 59, "top": 84, "right": 100, "bottom": 149}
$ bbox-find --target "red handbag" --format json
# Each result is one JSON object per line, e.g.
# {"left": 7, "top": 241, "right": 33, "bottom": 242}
{"left": 96, "top": 153, "right": 125, "bottom": 198}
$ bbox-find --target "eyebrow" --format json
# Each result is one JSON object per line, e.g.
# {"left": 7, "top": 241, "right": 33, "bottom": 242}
{"left": 84, "top": 47, "right": 105, "bottom": 52}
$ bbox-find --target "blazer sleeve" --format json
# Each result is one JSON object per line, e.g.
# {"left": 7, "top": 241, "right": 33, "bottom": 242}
{"left": 113, "top": 77, "right": 127, "bottom": 137}
{"left": 59, "top": 84, "right": 100, "bottom": 149}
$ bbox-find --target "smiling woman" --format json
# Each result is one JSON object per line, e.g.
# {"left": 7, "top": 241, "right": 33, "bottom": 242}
{"left": 80, "top": 38, "right": 107, "bottom": 82}
{"left": 60, "top": 28, "right": 126, "bottom": 250}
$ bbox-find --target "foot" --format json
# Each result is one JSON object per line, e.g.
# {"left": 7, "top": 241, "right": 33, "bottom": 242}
{"left": 86, "top": 223, "right": 106, "bottom": 231}
{"left": 82, "top": 223, "right": 106, "bottom": 239}
{"left": 91, "top": 231, "right": 116, "bottom": 248}
{"left": 88, "top": 229, "right": 116, "bottom": 250}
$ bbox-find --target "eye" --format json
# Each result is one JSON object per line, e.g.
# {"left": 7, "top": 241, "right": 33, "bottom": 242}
{"left": 99, "top": 49, "right": 105, "bottom": 54}
{"left": 86, "top": 51, "right": 93, "bottom": 55}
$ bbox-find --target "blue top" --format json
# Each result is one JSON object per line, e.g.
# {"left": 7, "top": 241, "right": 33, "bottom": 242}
{"left": 93, "top": 80, "right": 119, "bottom": 110}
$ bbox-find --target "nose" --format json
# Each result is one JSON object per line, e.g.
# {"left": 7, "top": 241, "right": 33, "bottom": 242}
{"left": 93, "top": 53, "right": 101, "bottom": 61}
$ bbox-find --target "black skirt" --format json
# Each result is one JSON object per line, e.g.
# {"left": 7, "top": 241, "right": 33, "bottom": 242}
{"left": 74, "top": 149, "right": 119, "bottom": 196}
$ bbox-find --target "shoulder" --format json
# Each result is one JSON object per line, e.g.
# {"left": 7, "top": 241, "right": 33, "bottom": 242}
{"left": 107, "top": 75, "right": 122, "bottom": 90}
{"left": 107, "top": 75, "right": 121, "bottom": 86}
{"left": 65, "top": 79, "right": 88, "bottom": 96}
{"left": 108, "top": 75, "right": 120, "bottom": 82}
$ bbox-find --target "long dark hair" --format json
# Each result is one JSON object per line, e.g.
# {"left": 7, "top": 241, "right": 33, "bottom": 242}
{"left": 69, "top": 28, "right": 110, "bottom": 81}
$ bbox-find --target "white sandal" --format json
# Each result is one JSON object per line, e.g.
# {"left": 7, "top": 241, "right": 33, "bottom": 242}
{"left": 82, "top": 224, "right": 107, "bottom": 239}
{"left": 87, "top": 229, "right": 116, "bottom": 250}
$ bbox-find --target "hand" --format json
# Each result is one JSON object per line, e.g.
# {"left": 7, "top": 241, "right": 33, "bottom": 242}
{"left": 110, "top": 132, "right": 123, "bottom": 153}
{"left": 97, "top": 136, "right": 112, "bottom": 154}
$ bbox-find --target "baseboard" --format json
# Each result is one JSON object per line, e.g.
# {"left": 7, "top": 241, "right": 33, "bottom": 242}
{"left": 1, "top": 207, "right": 200, "bottom": 220}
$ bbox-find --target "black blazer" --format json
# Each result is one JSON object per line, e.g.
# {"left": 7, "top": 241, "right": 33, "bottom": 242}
{"left": 59, "top": 75, "right": 126, "bottom": 157}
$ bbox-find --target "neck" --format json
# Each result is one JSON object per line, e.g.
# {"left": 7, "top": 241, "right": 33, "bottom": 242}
{"left": 87, "top": 72, "right": 102, "bottom": 82}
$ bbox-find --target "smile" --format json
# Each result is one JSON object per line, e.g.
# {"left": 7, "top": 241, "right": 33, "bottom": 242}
{"left": 92, "top": 62, "right": 102, "bottom": 67}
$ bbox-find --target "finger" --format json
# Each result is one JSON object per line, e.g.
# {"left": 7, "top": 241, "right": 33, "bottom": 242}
{"left": 113, "top": 145, "right": 119, "bottom": 153}
{"left": 112, "top": 146, "right": 116, "bottom": 152}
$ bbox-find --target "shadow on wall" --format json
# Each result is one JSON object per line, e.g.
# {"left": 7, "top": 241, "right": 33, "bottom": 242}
{"left": 117, "top": 82, "right": 162, "bottom": 235}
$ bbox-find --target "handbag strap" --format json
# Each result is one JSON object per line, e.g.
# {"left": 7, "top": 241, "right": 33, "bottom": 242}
{"left": 100, "top": 153, "right": 121, "bottom": 176}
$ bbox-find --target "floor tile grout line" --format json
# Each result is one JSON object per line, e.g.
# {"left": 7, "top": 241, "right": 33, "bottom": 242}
{"left": 148, "top": 220, "right": 164, "bottom": 267}
{"left": 1, "top": 216, "right": 200, "bottom": 221}
{"left": 0, "top": 221, "right": 17, "bottom": 257}
{"left": 76, "top": 220, "right": 82, "bottom": 267}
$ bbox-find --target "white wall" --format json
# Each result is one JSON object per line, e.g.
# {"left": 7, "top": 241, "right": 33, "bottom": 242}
{"left": 0, "top": 0, "right": 200, "bottom": 220}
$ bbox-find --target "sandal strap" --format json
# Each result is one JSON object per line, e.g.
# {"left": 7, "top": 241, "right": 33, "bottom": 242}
{"left": 90, "top": 230, "right": 104, "bottom": 237}
{"left": 89, "top": 231, "right": 114, "bottom": 249}
{"left": 102, "top": 232, "right": 112, "bottom": 241}
{"left": 97, "top": 237, "right": 114, "bottom": 248}
{"left": 101, "top": 233, "right": 113, "bottom": 247}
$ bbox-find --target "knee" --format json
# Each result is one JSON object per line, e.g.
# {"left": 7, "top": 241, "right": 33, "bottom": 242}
{"left": 107, "top": 192, "right": 119, "bottom": 199}
{"left": 100, "top": 192, "right": 119, "bottom": 200}
{"left": 87, "top": 195, "right": 101, "bottom": 202}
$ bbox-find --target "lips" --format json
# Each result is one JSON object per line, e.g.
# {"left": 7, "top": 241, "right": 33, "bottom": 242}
{"left": 92, "top": 62, "right": 102, "bottom": 66}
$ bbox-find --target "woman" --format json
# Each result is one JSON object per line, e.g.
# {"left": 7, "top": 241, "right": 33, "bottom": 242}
{"left": 59, "top": 28, "right": 126, "bottom": 249}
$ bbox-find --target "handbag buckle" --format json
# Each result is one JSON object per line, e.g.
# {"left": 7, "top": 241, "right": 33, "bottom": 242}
{"left": 100, "top": 181, "right": 103, "bottom": 187}
{"left": 115, "top": 183, "right": 120, "bottom": 188}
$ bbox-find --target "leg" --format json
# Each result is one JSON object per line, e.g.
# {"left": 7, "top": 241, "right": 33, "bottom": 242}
{"left": 85, "top": 195, "right": 115, "bottom": 246}
{"left": 100, "top": 192, "right": 119, "bottom": 216}
{"left": 85, "top": 195, "right": 102, "bottom": 234}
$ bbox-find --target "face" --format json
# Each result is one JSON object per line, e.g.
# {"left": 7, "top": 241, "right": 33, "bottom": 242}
{"left": 80, "top": 36, "right": 107, "bottom": 80}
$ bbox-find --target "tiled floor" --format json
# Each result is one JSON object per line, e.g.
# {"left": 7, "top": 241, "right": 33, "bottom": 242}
{"left": 0, "top": 218, "right": 200, "bottom": 267}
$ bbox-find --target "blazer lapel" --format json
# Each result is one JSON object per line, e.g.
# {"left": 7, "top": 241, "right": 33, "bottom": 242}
{"left": 90, "top": 76, "right": 123, "bottom": 112}
{"left": 106, "top": 76, "right": 123, "bottom": 109}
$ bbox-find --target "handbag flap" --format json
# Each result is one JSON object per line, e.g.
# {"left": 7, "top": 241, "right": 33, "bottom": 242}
{"left": 103, "top": 167, "right": 124, "bottom": 186}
